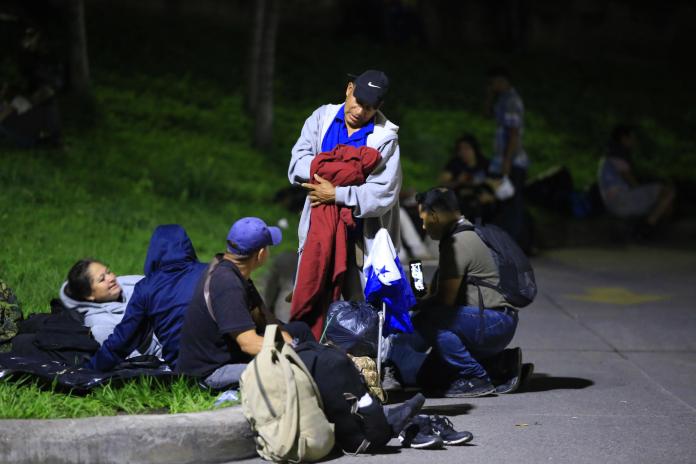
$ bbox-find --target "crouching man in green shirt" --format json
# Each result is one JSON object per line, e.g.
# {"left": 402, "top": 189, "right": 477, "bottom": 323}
{"left": 411, "top": 188, "right": 521, "bottom": 398}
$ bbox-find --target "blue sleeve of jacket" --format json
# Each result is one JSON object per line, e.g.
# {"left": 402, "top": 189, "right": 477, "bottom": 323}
{"left": 86, "top": 286, "right": 150, "bottom": 371}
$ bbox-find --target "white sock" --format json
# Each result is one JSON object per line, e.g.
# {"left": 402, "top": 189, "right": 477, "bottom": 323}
{"left": 357, "top": 393, "right": 373, "bottom": 409}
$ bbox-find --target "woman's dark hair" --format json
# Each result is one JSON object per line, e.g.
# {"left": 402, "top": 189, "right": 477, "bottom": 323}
{"left": 454, "top": 133, "right": 488, "bottom": 169}
{"left": 416, "top": 188, "right": 460, "bottom": 213}
{"left": 608, "top": 124, "right": 636, "bottom": 160}
{"left": 65, "top": 258, "right": 97, "bottom": 301}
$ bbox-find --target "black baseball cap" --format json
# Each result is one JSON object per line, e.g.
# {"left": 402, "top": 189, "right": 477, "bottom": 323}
{"left": 348, "top": 69, "right": 389, "bottom": 107}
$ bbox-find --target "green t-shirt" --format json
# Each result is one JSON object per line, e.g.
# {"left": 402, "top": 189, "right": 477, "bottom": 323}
{"left": 438, "top": 219, "right": 510, "bottom": 309}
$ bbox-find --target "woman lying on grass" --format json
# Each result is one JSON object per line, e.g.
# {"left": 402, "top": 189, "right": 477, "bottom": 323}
{"left": 60, "top": 259, "right": 162, "bottom": 358}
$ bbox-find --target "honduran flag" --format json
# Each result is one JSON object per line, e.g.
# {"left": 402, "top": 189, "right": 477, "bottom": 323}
{"left": 363, "top": 228, "right": 415, "bottom": 335}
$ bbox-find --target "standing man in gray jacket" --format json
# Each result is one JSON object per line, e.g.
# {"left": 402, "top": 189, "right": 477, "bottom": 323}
{"left": 288, "top": 69, "right": 402, "bottom": 300}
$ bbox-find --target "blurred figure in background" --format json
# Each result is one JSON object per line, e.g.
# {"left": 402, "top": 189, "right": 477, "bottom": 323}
{"left": 484, "top": 67, "right": 533, "bottom": 252}
{"left": 598, "top": 124, "right": 675, "bottom": 237}
{"left": 439, "top": 134, "right": 499, "bottom": 223}
{"left": 0, "top": 24, "right": 63, "bottom": 148}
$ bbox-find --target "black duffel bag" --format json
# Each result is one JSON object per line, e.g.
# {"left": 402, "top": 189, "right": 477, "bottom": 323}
{"left": 295, "top": 341, "right": 392, "bottom": 454}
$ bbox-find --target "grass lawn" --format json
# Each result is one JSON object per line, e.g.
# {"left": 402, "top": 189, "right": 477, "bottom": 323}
{"left": 1, "top": 5, "right": 694, "bottom": 418}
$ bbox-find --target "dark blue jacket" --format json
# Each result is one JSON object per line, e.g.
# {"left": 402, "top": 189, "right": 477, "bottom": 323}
{"left": 87, "top": 225, "right": 207, "bottom": 371}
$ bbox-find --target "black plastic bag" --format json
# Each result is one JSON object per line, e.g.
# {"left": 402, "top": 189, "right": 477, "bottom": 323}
{"left": 324, "top": 301, "right": 379, "bottom": 357}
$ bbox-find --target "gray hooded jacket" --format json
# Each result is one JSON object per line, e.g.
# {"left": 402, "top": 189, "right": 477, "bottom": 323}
{"left": 288, "top": 103, "right": 402, "bottom": 268}
{"left": 59, "top": 275, "right": 162, "bottom": 358}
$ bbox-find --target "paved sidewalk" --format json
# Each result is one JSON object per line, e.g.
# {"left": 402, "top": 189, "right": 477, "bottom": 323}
{"left": 238, "top": 245, "right": 696, "bottom": 464}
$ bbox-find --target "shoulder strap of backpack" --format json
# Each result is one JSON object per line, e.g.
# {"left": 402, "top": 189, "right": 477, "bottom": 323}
{"left": 205, "top": 255, "right": 280, "bottom": 329}
{"left": 203, "top": 254, "right": 224, "bottom": 322}
{"left": 447, "top": 219, "right": 505, "bottom": 298}
{"left": 450, "top": 220, "right": 475, "bottom": 236}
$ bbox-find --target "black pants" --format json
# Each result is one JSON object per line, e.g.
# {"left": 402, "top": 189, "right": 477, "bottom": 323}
{"left": 494, "top": 167, "right": 533, "bottom": 253}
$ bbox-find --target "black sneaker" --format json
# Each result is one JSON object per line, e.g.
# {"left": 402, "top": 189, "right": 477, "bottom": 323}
{"left": 385, "top": 393, "right": 426, "bottom": 437}
{"left": 494, "top": 348, "right": 522, "bottom": 394}
{"left": 443, "top": 377, "right": 496, "bottom": 398}
{"left": 381, "top": 364, "right": 403, "bottom": 392}
{"left": 483, "top": 347, "right": 522, "bottom": 391}
{"left": 429, "top": 415, "right": 473, "bottom": 445}
{"left": 398, "top": 418, "right": 444, "bottom": 449}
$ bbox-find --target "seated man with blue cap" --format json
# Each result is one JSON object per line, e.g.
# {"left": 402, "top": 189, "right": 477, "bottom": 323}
{"left": 177, "top": 217, "right": 312, "bottom": 389}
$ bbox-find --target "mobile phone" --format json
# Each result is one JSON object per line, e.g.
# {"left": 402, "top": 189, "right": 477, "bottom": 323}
{"left": 409, "top": 260, "right": 427, "bottom": 297}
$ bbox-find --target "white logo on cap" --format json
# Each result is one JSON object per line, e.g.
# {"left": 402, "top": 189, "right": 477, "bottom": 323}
{"left": 367, "top": 81, "right": 381, "bottom": 88}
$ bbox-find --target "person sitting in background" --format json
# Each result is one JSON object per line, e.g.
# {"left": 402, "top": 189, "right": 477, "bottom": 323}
{"left": 264, "top": 185, "right": 306, "bottom": 322}
{"left": 439, "top": 134, "right": 498, "bottom": 222}
{"left": 86, "top": 225, "right": 207, "bottom": 372}
{"left": 0, "top": 81, "right": 60, "bottom": 148}
{"left": 0, "top": 26, "right": 62, "bottom": 148}
{"left": 59, "top": 259, "right": 161, "bottom": 359}
{"left": 598, "top": 124, "right": 676, "bottom": 236}
{"left": 261, "top": 250, "right": 297, "bottom": 323}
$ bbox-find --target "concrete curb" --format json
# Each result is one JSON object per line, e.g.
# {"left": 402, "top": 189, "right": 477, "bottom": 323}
{"left": 0, "top": 405, "right": 257, "bottom": 464}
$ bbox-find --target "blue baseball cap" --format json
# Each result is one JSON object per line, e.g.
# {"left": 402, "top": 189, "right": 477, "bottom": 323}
{"left": 349, "top": 69, "right": 389, "bottom": 107}
{"left": 226, "top": 217, "right": 282, "bottom": 255}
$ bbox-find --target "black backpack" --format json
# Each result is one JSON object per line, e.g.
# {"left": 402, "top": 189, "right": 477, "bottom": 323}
{"left": 294, "top": 341, "right": 392, "bottom": 454}
{"left": 452, "top": 220, "right": 537, "bottom": 309}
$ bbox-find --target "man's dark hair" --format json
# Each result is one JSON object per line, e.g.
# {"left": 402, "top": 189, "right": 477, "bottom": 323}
{"left": 66, "top": 258, "right": 97, "bottom": 301}
{"left": 487, "top": 66, "right": 510, "bottom": 80}
{"left": 416, "top": 188, "right": 460, "bottom": 213}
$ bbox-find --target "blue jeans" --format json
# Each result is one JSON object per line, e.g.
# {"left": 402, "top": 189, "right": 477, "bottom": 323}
{"left": 406, "top": 306, "right": 517, "bottom": 384}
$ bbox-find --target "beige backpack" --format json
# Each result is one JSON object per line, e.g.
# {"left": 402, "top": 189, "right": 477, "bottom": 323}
{"left": 240, "top": 324, "right": 335, "bottom": 462}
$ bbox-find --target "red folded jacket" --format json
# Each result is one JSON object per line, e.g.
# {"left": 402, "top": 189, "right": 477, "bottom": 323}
{"left": 290, "top": 144, "right": 381, "bottom": 339}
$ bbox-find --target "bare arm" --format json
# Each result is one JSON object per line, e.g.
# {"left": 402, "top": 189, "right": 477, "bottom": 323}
{"left": 234, "top": 328, "right": 293, "bottom": 356}
{"left": 415, "top": 276, "right": 463, "bottom": 310}
{"left": 619, "top": 170, "right": 639, "bottom": 188}
{"left": 303, "top": 173, "right": 336, "bottom": 207}
{"left": 612, "top": 158, "right": 640, "bottom": 188}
